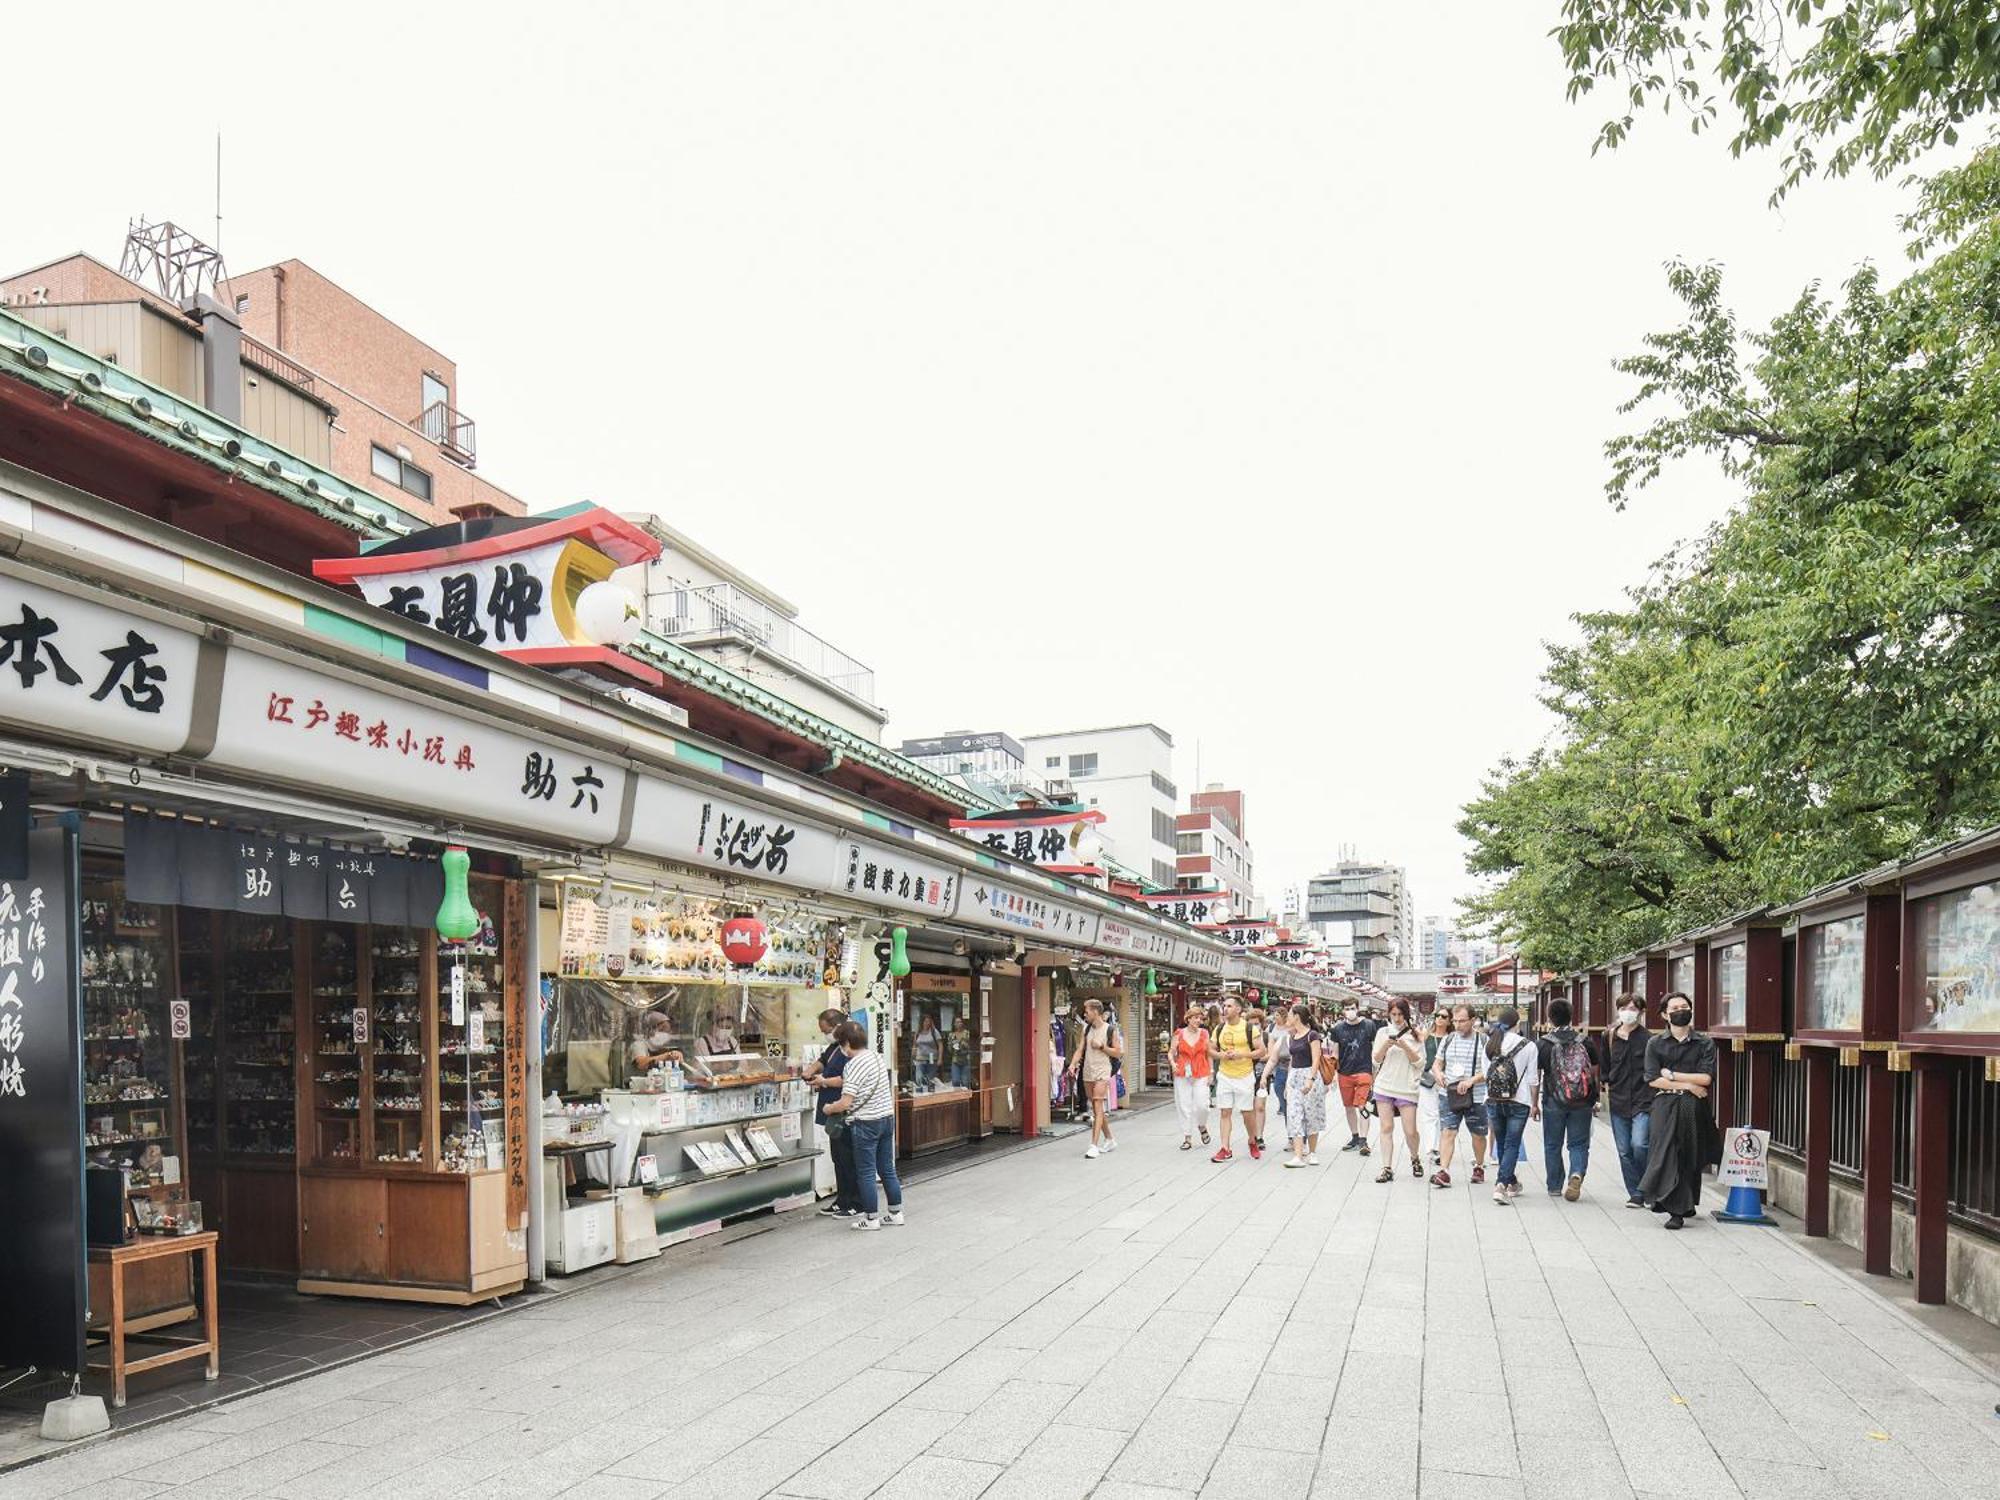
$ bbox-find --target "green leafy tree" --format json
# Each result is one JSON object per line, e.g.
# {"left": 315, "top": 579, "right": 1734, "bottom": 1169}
{"left": 1555, "top": 2, "right": 2000, "bottom": 197}
{"left": 1462, "top": 148, "right": 2000, "bottom": 968}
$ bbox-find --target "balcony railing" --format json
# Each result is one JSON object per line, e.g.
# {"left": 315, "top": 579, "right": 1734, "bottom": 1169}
{"left": 654, "top": 581, "right": 878, "bottom": 706}
{"left": 240, "top": 334, "right": 319, "bottom": 398}
{"left": 418, "top": 399, "right": 477, "bottom": 469}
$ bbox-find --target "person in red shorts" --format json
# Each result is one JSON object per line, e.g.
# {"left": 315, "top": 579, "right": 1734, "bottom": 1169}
{"left": 1328, "top": 1003, "right": 1382, "bottom": 1153}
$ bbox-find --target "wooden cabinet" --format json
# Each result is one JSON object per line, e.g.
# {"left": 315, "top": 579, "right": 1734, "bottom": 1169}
{"left": 299, "top": 1172, "right": 387, "bottom": 1282}
{"left": 299, "top": 1169, "right": 521, "bottom": 1302}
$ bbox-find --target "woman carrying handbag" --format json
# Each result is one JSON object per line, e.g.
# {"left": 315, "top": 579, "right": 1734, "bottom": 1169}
{"left": 1279, "top": 1003, "right": 1327, "bottom": 1167}
{"left": 1371, "top": 998, "right": 1426, "bottom": 1182}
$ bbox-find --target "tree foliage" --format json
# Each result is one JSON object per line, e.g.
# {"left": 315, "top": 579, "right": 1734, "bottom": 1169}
{"left": 1555, "top": 2, "right": 2000, "bottom": 198}
{"left": 1460, "top": 148, "right": 2000, "bottom": 969}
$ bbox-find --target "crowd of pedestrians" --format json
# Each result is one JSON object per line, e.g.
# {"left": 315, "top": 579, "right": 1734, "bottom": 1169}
{"left": 1099, "top": 988, "right": 1721, "bottom": 1230}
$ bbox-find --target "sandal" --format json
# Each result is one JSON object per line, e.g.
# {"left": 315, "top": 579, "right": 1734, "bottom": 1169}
{"left": 1411, "top": 1157, "right": 1423, "bottom": 1178}
{"left": 1199, "top": 1127, "right": 1210, "bottom": 1146}
{"left": 1180, "top": 1138, "right": 1192, "bottom": 1151}
{"left": 1375, "top": 1167, "right": 1394, "bottom": 1184}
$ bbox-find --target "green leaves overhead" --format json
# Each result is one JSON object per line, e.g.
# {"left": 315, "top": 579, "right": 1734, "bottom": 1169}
{"left": 1554, "top": 2, "right": 2000, "bottom": 199}
{"left": 1462, "top": 147, "right": 2000, "bottom": 971}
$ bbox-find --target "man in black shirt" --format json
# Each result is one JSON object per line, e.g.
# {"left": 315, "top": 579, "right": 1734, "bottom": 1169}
{"left": 802, "top": 1008, "right": 861, "bottom": 1218}
{"left": 1637, "top": 993, "right": 1719, "bottom": 1229}
{"left": 1603, "top": 993, "right": 1653, "bottom": 1207}
{"left": 1329, "top": 1004, "right": 1382, "bottom": 1153}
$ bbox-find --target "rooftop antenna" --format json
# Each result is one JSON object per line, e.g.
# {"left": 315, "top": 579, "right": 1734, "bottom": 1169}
{"left": 120, "top": 215, "right": 229, "bottom": 306}
{"left": 214, "top": 131, "right": 222, "bottom": 264}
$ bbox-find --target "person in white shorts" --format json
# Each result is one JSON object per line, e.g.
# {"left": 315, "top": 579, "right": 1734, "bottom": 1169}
{"left": 1208, "top": 995, "right": 1265, "bottom": 1162}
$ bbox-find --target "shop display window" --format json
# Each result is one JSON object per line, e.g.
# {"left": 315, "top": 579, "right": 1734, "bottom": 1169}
{"left": 1709, "top": 941, "right": 1747, "bottom": 1030}
{"left": 310, "top": 923, "right": 362, "bottom": 1165}
{"left": 545, "top": 976, "right": 819, "bottom": 1098}
{"left": 1667, "top": 954, "right": 1693, "bottom": 1000}
{"left": 901, "top": 987, "right": 974, "bottom": 1096}
{"left": 221, "top": 914, "right": 296, "bottom": 1157}
{"left": 1799, "top": 915, "right": 1866, "bottom": 1033}
{"left": 1910, "top": 880, "right": 2000, "bottom": 1034}
{"left": 439, "top": 874, "right": 504, "bottom": 1172}
{"left": 179, "top": 911, "right": 218, "bottom": 1160}
{"left": 80, "top": 876, "right": 177, "bottom": 1192}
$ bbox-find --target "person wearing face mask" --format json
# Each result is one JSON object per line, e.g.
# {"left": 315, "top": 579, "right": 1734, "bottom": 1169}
{"left": 1329, "top": 1002, "right": 1381, "bottom": 1153}
{"left": 699, "top": 1011, "right": 740, "bottom": 1057}
{"left": 629, "top": 1009, "right": 682, "bottom": 1073}
{"left": 1637, "top": 992, "right": 1720, "bottom": 1229}
{"left": 1603, "top": 993, "right": 1654, "bottom": 1208}
{"left": 802, "top": 1008, "right": 861, "bottom": 1218}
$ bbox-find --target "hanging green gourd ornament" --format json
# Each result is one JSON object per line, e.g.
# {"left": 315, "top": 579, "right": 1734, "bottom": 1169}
{"left": 1144, "top": 968, "right": 1159, "bottom": 995}
{"left": 436, "top": 846, "right": 479, "bottom": 941}
{"left": 889, "top": 926, "right": 912, "bottom": 979}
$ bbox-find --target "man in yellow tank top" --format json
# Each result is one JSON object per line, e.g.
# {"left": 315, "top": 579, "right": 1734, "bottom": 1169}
{"left": 1208, "top": 996, "right": 1263, "bottom": 1162}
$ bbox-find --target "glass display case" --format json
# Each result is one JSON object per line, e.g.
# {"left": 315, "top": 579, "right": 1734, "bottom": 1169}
{"left": 222, "top": 913, "right": 296, "bottom": 1158}
{"left": 179, "top": 910, "right": 219, "bottom": 1161}
{"left": 367, "top": 921, "right": 424, "bottom": 1166}
{"left": 310, "top": 923, "right": 362, "bottom": 1165}
{"left": 80, "top": 876, "right": 176, "bottom": 1191}
{"left": 438, "top": 875, "right": 504, "bottom": 1172}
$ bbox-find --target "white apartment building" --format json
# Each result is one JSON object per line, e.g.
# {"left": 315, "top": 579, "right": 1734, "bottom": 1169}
{"left": 1020, "top": 723, "right": 1178, "bottom": 889}
{"left": 895, "top": 731, "right": 1046, "bottom": 809}
{"left": 618, "top": 513, "right": 887, "bottom": 742}
{"left": 1175, "top": 784, "right": 1257, "bottom": 916}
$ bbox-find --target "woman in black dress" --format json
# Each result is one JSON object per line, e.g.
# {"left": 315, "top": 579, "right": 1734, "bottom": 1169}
{"left": 1637, "top": 992, "right": 1720, "bottom": 1229}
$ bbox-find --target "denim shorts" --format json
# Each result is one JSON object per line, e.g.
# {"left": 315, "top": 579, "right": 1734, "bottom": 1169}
{"left": 1439, "top": 1097, "right": 1488, "bottom": 1134}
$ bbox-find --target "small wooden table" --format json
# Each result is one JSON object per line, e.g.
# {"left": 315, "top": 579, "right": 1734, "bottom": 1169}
{"left": 86, "top": 1230, "right": 219, "bottom": 1408}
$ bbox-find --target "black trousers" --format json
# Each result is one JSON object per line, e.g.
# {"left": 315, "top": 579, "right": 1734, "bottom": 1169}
{"left": 826, "top": 1118, "right": 862, "bottom": 1210}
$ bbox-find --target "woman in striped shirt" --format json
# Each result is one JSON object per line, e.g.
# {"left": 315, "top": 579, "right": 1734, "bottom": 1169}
{"left": 823, "top": 1020, "right": 904, "bottom": 1230}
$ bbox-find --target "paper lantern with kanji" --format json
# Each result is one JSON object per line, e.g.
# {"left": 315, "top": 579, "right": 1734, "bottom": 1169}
{"left": 719, "top": 912, "right": 768, "bottom": 969}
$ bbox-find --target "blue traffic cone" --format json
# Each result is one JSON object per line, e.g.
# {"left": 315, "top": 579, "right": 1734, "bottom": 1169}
{"left": 1711, "top": 1182, "right": 1776, "bottom": 1225}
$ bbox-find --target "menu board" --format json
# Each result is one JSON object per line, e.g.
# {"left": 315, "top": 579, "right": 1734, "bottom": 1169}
{"left": 1913, "top": 881, "right": 2000, "bottom": 1034}
{"left": 1799, "top": 914, "right": 1866, "bottom": 1033}
{"left": 556, "top": 884, "right": 824, "bottom": 990}
{"left": 1711, "top": 941, "right": 1747, "bottom": 1029}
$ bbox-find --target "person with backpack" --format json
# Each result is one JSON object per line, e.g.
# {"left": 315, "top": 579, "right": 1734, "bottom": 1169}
{"left": 1536, "top": 997, "right": 1601, "bottom": 1201}
{"left": 1208, "top": 995, "right": 1263, "bottom": 1162}
{"left": 1603, "top": 993, "right": 1653, "bottom": 1207}
{"left": 1064, "top": 997, "right": 1123, "bottom": 1159}
{"left": 1484, "top": 1006, "right": 1539, "bottom": 1205}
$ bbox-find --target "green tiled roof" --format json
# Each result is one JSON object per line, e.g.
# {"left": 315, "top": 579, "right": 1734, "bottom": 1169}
{"left": 0, "top": 306, "right": 986, "bottom": 813}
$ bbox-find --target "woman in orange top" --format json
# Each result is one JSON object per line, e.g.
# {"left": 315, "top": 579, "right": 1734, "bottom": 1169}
{"left": 1171, "top": 1004, "right": 1213, "bottom": 1151}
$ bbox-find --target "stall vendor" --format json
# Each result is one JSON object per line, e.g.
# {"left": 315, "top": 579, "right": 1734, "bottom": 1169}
{"left": 698, "top": 1011, "right": 742, "bottom": 1057}
{"left": 629, "top": 1010, "right": 683, "bottom": 1072}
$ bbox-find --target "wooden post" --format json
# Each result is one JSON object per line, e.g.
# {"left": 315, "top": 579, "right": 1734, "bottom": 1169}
{"left": 1714, "top": 1044, "right": 1737, "bottom": 1129}
{"left": 1911, "top": 1055, "right": 1955, "bottom": 1306}
{"left": 1862, "top": 1056, "right": 1896, "bottom": 1276}
{"left": 1746, "top": 1043, "right": 1775, "bottom": 1132}
{"left": 1802, "top": 1047, "right": 1834, "bottom": 1237}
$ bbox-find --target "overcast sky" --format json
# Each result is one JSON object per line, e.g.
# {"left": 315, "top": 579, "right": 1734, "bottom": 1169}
{"left": 3, "top": 3, "right": 1928, "bottom": 936}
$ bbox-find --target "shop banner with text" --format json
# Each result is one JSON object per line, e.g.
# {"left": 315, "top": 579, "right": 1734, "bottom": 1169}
{"left": 0, "top": 823, "right": 84, "bottom": 1376}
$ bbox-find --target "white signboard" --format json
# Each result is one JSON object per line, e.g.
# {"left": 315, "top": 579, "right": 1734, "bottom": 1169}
{"left": 1718, "top": 1127, "right": 1771, "bottom": 1190}
{"left": 957, "top": 878, "right": 1102, "bottom": 947}
{"left": 837, "top": 837, "right": 961, "bottom": 919}
{"left": 209, "top": 651, "right": 626, "bottom": 846}
{"left": 0, "top": 576, "right": 201, "bottom": 754}
{"left": 1217, "top": 922, "right": 1282, "bottom": 950}
{"left": 353, "top": 540, "right": 575, "bottom": 652}
{"left": 948, "top": 809, "right": 1106, "bottom": 875}
{"left": 1175, "top": 940, "right": 1226, "bottom": 975}
{"left": 1137, "top": 892, "right": 1234, "bottom": 927}
{"left": 1094, "top": 918, "right": 1176, "bottom": 960}
{"left": 625, "top": 777, "right": 840, "bottom": 890}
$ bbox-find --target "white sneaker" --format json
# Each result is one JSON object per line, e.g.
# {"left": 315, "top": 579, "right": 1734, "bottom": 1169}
{"left": 1084, "top": 1145, "right": 1101, "bottom": 1159}
{"left": 1306, "top": 1152, "right": 1320, "bottom": 1165}
{"left": 850, "top": 1215, "right": 880, "bottom": 1231}
{"left": 1283, "top": 1156, "right": 1305, "bottom": 1168}
{"left": 883, "top": 1210, "right": 905, "bottom": 1227}
{"left": 1102, "top": 1138, "right": 1118, "bottom": 1152}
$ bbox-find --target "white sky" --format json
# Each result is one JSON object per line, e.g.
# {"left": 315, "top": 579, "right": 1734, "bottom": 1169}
{"left": 2, "top": 2, "right": 1929, "bottom": 935}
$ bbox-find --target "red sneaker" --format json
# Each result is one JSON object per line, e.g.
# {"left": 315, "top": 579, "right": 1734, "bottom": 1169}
{"left": 1471, "top": 1165, "right": 1486, "bottom": 1185}
{"left": 1430, "top": 1169, "right": 1451, "bottom": 1189}
{"left": 1248, "top": 1142, "right": 1263, "bottom": 1160}
{"left": 1210, "top": 1148, "right": 1232, "bottom": 1163}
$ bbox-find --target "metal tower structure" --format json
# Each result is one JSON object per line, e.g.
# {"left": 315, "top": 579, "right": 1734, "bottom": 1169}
{"left": 119, "top": 218, "right": 229, "bottom": 304}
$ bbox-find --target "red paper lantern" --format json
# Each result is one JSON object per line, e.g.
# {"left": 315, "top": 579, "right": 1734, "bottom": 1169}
{"left": 719, "top": 911, "right": 768, "bottom": 968}
{"left": 1245, "top": 987, "right": 1262, "bottom": 1005}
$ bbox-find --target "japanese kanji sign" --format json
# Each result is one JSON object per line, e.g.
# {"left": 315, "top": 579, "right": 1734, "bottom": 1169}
{"left": 1093, "top": 917, "right": 1176, "bottom": 960}
{"left": 208, "top": 651, "right": 627, "bottom": 846}
{"left": 0, "top": 822, "right": 84, "bottom": 1376}
{"left": 948, "top": 809, "right": 1106, "bottom": 877}
{"left": 956, "top": 878, "right": 1102, "bottom": 946}
{"left": 1133, "top": 889, "right": 1236, "bottom": 928}
{"left": 837, "top": 837, "right": 961, "bottom": 919}
{"left": 123, "top": 813, "right": 437, "bottom": 925}
{"left": 624, "top": 778, "right": 840, "bottom": 891}
{"left": 0, "top": 577, "right": 201, "bottom": 754}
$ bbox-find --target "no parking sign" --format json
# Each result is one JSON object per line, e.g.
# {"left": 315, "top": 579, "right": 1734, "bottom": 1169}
{"left": 1718, "top": 1127, "right": 1771, "bottom": 1190}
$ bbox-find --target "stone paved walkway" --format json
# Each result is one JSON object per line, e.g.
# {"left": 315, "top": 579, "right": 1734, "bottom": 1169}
{"left": 6, "top": 1104, "right": 1999, "bottom": 1500}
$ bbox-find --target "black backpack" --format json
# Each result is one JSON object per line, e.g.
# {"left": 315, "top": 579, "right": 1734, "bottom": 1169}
{"left": 1486, "top": 1035, "right": 1528, "bottom": 1102}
